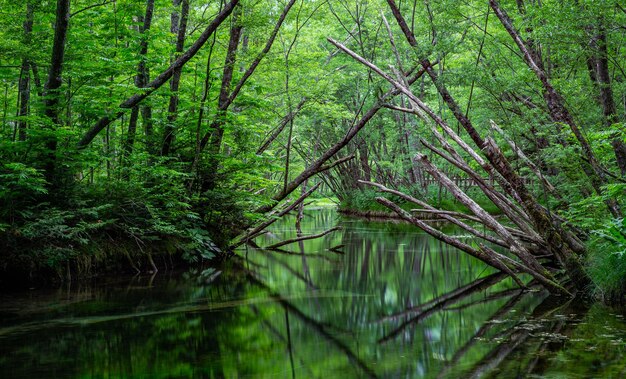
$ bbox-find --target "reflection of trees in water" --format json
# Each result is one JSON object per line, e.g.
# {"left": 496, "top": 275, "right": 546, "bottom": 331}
{"left": 464, "top": 297, "right": 596, "bottom": 379}
{"left": 243, "top": 255, "right": 590, "bottom": 378}
{"left": 241, "top": 209, "right": 621, "bottom": 378}
{"left": 1, "top": 210, "right": 621, "bottom": 378}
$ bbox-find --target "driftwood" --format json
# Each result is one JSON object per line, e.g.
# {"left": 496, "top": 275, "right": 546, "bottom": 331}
{"left": 328, "top": 3, "right": 594, "bottom": 295}
{"left": 360, "top": 180, "right": 509, "bottom": 248}
{"left": 230, "top": 182, "right": 322, "bottom": 249}
{"left": 265, "top": 226, "right": 342, "bottom": 250}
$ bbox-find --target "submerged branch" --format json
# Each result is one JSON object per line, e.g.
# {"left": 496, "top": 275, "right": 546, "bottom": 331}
{"left": 231, "top": 182, "right": 322, "bottom": 249}
{"left": 265, "top": 226, "right": 342, "bottom": 250}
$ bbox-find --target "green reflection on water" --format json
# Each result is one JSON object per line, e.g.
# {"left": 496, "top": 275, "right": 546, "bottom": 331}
{"left": 0, "top": 207, "right": 624, "bottom": 378}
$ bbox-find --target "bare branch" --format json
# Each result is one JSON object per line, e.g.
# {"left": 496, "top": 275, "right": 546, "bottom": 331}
{"left": 360, "top": 180, "right": 510, "bottom": 248}
{"left": 70, "top": 0, "right": 115, "bottom": 18}
{"left": 231, "top": 182, "right": 322, "bottom": 249}
{"left": 265, "top": 226, "right": 342, "bottom": 250}
{"left": 490, "top": 120, "right": 557, "bottom": 194}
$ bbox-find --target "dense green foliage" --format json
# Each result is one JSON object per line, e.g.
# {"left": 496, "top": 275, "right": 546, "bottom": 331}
{"left": 1, "top": 0, "right": 626, "bottom": 299}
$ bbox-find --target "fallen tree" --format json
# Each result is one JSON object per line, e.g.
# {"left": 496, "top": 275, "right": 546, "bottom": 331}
{"left": 323, "top": 1, "right": 616, "bottom": 295}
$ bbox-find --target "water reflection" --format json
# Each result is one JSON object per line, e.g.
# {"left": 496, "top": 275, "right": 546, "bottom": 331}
{"left": 0, "top": 208, "right": 625, "bottom": 378}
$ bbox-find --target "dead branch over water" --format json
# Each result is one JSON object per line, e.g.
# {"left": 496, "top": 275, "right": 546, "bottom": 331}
{"left": 323, "top": 1, "right": 602, "bottom": 296}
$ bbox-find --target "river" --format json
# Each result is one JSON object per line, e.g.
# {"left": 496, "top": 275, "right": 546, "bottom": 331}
{"left": 1, "top": 207, "right": 625, "bottom": 378}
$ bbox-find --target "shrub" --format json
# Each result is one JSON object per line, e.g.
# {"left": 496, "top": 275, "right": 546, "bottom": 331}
{"left": 587, "top": 218, "right": 626, "bottom": 302}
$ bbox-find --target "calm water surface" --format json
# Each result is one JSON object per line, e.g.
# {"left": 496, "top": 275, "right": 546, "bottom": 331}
{"left": 1, "top": 207, "right": 625, "bottom": 378}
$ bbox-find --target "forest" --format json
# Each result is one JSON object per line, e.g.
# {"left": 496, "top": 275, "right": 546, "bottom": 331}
{"left": 1, "top": 0, "right": 626, "bottom": 305}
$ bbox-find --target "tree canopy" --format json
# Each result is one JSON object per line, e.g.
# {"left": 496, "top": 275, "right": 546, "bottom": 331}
{"left": 1, "top": 0, "right": 626, "bottom": 299}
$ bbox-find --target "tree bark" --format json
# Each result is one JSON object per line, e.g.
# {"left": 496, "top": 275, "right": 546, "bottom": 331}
{"left": 17, "top": 2, "right": 34, "bottom": 142}
{"left": 360, "top": 180, "right": 511, "bottom": 248}
{"left": 124, "top": 0, "right": 154, "bottom": 159}
{"left": 162, "top": 0, "right": 189, "bottom": 156}
{"left": 416, "top": 153, "right": 554, "bottom": 280}
{"left": 489, "top": 0, "right": 621, "bottom": 217}
{"left": 43, "top": 0, "right": 70, "bottom": 187}
{"left": 200, "top": 7, "right": 242, "bottom": 191}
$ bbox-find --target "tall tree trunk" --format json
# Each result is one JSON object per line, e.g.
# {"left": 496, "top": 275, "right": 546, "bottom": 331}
{"left": 43, "top": 0, "right": 70, "bottom": 188}
{"left": 170, "top": 0, "right": 181, "bottom": 33}
{"left": 78, "top": 0, "right": 240, "bottom": 149}
{"left": 189, "top": 32, "right": 219, "bottom": 192}
{"left": 31, "top": 63, "right": 43, "bottom": 97}
{"left": 358, "top": 138, "right": 372, "bottom": 183}
{"left": 189, "top": 0, "right": 297, "bottom": 191}
{"left": 162, "top": 0, "right": 189, "bottom": 156}
{"left": 595, "top": 20, "right": 626, "bottom": 176}
{"left": 200, "top": 7, "right": 242, "bottom": 192}
{"left": 17, "top": 2, "right": 34, "bottom": 142}
{"left": 124, "top": 0, "right": 155, "bottom": 159}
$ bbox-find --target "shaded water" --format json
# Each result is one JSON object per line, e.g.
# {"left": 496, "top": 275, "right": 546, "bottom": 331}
{"left": 1, "top": 207, "right": 625, "bottom": 378}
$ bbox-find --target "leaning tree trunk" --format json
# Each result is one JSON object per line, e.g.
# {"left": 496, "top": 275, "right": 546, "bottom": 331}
{"left": 77, "top": 0, "right": 239, "bottom": 148}
{"left": 325, "top": 1, "right": 593, "bottom": 295}
{"left": 189, "top": 0, "right": 299, "bottom": 192}
{"left": 489, "top": 0, "right": 621, "bottom": 218}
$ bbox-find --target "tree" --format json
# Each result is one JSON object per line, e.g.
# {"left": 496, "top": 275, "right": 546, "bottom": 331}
{"left": 41, "top": 0, "right": 70, "bottom": 190}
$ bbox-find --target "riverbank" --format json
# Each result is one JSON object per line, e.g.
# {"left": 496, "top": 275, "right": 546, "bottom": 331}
{"left": 0, "top": 237, "right": 200, "bottom": 289}
{"left": 1, "top": 207, "right": 625, "bottom": 378}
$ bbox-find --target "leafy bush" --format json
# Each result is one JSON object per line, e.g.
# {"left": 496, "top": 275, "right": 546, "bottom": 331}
{"left": 0, "top": 162, "right": 48, "bottom": 223}
{"left": 587, "top": 218, "right": 626, "bottom": 302}
{"left": 0, "top": 159, "right": 221, "bottom": 278}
